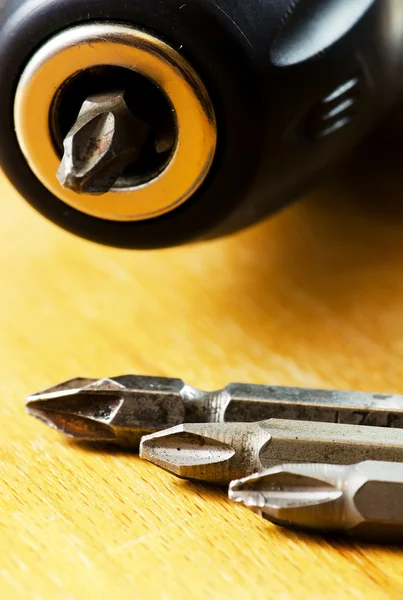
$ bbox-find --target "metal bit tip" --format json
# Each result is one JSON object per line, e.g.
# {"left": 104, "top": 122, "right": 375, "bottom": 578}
{"left": 25, "top": 375, "right": 192, "bottom": 448}
{"left": 25, "top": 398, "right": 119, "bottom": 441}
{"left": 57, "top": 90, "right": 149, "bottom": 195}
{"left": 25, "top": 377, "right": 126, "bottom": 442}
{"left": 229, "top": 466, "right": 342, "bottom": 520}
{"left": 140, "top": 424, "right": 236, "bottom": 482}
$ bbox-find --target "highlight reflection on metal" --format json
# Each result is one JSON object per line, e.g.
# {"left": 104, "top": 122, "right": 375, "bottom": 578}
{"left": 229, "top": 461, "right": 403, "bottom": 542}
{"left": 14, "top": 23, "right": 217, "bottom": 221}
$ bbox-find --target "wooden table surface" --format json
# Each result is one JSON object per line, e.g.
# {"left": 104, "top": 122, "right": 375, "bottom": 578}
{"left": 2, "top": 142, "right": 403, "bottom": 599}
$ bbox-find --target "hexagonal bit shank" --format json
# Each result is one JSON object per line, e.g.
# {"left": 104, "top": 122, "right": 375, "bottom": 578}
{"left": 57, "top": 90, "right": 149, "bottom": 195}
{"left": 229, "top": 461, "right": 403, "bottom": 543}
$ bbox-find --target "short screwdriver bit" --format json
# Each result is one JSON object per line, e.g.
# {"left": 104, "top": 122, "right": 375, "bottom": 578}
{"left": 57, "top": 90, "right": 149, "bottom": 195}
{"left": 229, "top": 461, "right": 403, "bottom": 542}
{"left": 25, "top": 375, "right": 403, "bottom": 449}
{"left": 139, "top": 419, "right": 403, "bottom": 485}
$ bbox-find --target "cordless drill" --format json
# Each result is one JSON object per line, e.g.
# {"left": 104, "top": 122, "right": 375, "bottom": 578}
{"left": 0, "top": 0, "right": 402, "bottom": 248}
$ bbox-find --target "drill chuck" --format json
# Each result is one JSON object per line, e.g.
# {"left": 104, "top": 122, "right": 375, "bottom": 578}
{"left": 14, "top": 23, "right": 217, "bottom": 221}
{"left": 0, "top": 0, "right": 402, "bottom": 248}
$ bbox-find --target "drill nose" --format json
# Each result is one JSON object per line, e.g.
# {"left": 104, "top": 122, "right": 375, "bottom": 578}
{"left": 14, "top": 23, "right": 217, "bottom": 222}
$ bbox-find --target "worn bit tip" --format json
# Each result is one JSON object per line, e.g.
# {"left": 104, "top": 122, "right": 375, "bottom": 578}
{"left": 25, "top": 389, "right": 121, "bottom": 441}
{"left": 57, "top": 90, "right": 149, "bottom": 195}
{"left": 229, "top": 465, "right": 342, "bottom": 524}
{"left": 139, "top": 424, "right": 235, "bottom": 480}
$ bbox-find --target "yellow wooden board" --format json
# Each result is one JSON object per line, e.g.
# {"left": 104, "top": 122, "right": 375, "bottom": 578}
{"left": 1, "top": 145, "right": 403, "bottom": 599}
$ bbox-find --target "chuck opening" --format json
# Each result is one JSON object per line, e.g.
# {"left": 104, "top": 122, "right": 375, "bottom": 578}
{"left": 50, "top": 66, "right": 177, "bottom": 195}
{"left": 14, "top": 23, "right": 217, "bottom": 221}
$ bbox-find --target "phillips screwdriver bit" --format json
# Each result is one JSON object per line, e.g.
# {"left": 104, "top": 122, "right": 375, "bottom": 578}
{"left": 139, "top": 419, "right": 403, "bottom": 485}
{"left": 229, "top": 461, "right": 403, "bottom": 543}
{"left": 25, "top": 375, "right": 403, "bottom": 449}
{"left": 57, "top": 90, "right": 149, "bottom": 195}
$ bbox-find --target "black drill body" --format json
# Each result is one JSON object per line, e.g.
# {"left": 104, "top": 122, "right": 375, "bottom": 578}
{"left": 0, "top": 0, "right": 401, "bottom": 248}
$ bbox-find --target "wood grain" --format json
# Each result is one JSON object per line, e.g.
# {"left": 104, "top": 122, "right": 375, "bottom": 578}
{"left": 1, "top": 143, "right": 403, "bottom": 599}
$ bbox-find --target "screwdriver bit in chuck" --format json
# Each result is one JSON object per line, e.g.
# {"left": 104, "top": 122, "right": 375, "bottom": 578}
{"left": 229, "top": 461, "right": 403, "bottom": 543}
{"left": 139, "top": 419, "right": 403, "bottom": 485}
{"left": 57, "top": 90, "right": 149, "bottom": 195}
{"left": 25, "top": 375, "right": 403, "bottom": 449}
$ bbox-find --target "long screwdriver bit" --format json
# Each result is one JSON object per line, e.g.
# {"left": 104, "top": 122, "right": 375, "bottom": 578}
{"left": 229, "top": 461, "right": 403, "bottom": 542}
{"left": 139, "top": 419, "right": 403, "bottom": 485}
{"left": 25, "top": 375, "right": 403, "bottom": 449}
